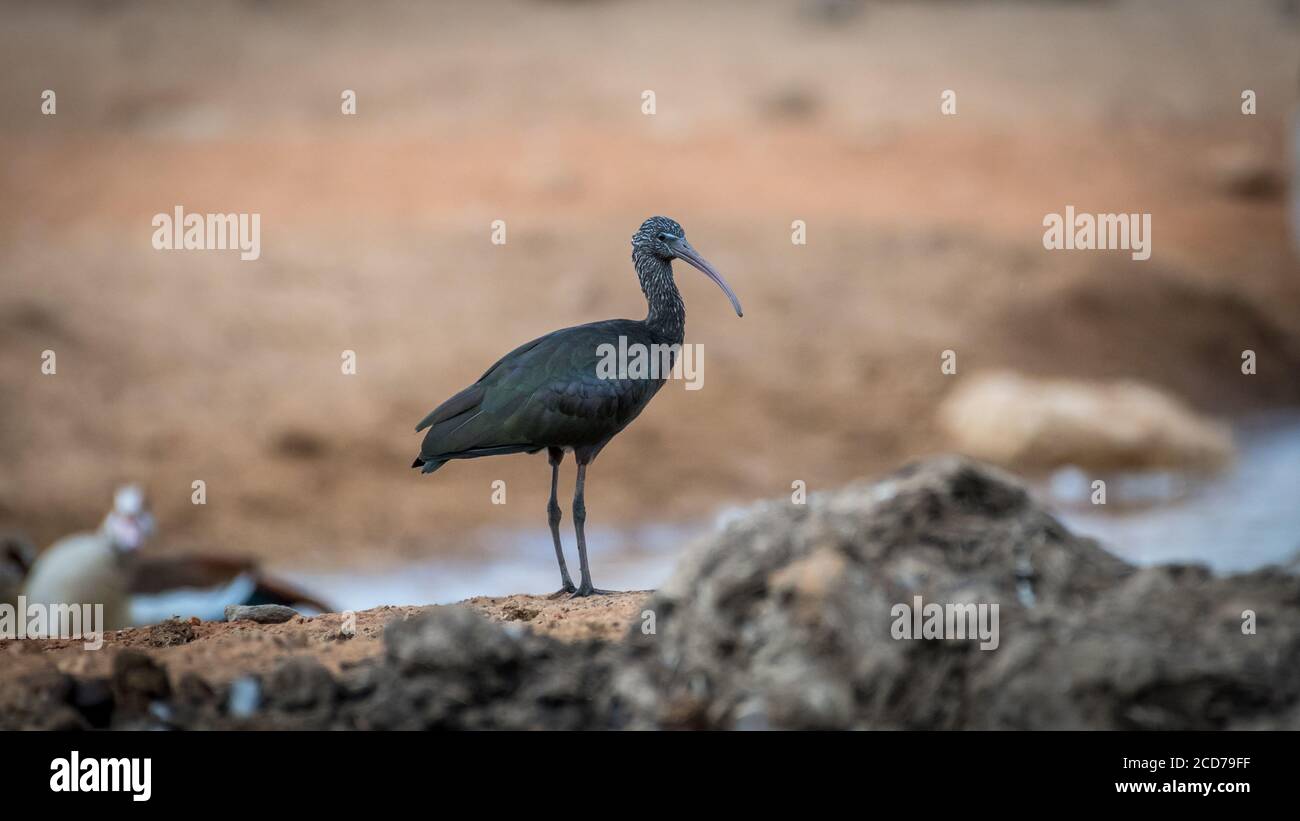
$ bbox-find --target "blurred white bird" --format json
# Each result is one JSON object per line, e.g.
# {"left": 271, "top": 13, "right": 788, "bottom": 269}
{"left": 20, "top": 485, "right": 330, "bottom": 631}
{"left": 22, "top": 485, "right": 153, "bottom": 630}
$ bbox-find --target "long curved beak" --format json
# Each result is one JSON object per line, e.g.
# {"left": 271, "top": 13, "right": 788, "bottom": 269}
{"left": 671, "top": 238, "right": 743, "bottom": 318}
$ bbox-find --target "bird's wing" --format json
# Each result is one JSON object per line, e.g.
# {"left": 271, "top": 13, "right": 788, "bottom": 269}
{"left": 414, "top": 336, "right": 547, "bottom": 432}
{"left": 416, "top": 320, "right": 664, "bottom": 460}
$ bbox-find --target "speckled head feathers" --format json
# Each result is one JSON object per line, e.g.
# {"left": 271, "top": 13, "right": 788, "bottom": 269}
{"left": 632, "top": 216, "right": 685, "bottom": 259}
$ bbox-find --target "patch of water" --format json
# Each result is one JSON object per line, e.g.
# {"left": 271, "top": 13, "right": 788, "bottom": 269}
{"left": 1045, "top": 414, "right": 1300, "bottom": 572}
{"left": 131, "top": 574, "right": 258, "bottom": 625}
{"left": 284, "top": 522, "right": 696, "bottom": 611}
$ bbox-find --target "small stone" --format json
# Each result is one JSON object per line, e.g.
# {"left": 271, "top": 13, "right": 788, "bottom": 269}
{"left": 265, "top": 658, "right": 336, "bottom": 711}
{"left": 224, "top": 604, "right": 299, "bottom": 624}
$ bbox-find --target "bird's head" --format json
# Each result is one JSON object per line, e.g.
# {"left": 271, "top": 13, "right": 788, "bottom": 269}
{"left": 633, "top": 216, "right": 743, "bottom": 317}
{"left": 102, "top": 484, "right": 155, "bottom": 554}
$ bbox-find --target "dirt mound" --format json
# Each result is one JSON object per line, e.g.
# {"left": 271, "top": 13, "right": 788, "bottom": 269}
{"left": 614, "top": 457, "right": 1300, "bottom": 729}
{"left": 4, "top": 458, "right": 1299, "bottom": 730}
{"left": 174, "top": 608, "right": 620, "bottom": 730}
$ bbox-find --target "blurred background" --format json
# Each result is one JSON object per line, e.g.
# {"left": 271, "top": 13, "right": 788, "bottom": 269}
{"left": 1, "top": 0, "right": 1297, "bottom": 610}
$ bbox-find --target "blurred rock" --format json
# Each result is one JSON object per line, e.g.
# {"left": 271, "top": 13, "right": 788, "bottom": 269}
{"left": 70, "top": 677, "right": 115, "bottom": 729}
{"left": 225, "top": 603, "right": 299, "bottom": 624}
{"left": 0, "top": 665, "right": 86, "bottom": 731}
{"left": 359, "top": 607, "right": 616, "bottom": 730}
{"left": 110, "top": 650, "right": 171, "bottom": 715}
{"left": 264, "top": 657, "right": 337, "bottom": 713}
{"left": 612, "top": 457, "right": 1300, "bottom": 729}
{"left": 385, "top": 606, "right": 516, "bottom": 675}
{"left": 937, "top": 371, "right": 1234, "bottom": 472}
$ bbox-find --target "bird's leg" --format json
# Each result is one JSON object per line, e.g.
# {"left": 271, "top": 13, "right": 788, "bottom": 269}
{"left": 546, "top": 448, "right": 576, "bottom": 597}
{"left": 571, "top": 459, "right": 615, "bottom": 597}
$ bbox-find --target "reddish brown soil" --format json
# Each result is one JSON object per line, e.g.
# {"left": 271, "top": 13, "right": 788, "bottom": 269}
{"left": 0, "top": 592, "right": 650, "bottom": 695}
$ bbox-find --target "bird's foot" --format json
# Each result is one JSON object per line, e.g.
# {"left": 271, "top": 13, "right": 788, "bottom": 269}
{"left": 569, "top": 585, "right": 618, "bottom": 598}
{"left": 547, "top": 583, "right": 577, "bottom": 599}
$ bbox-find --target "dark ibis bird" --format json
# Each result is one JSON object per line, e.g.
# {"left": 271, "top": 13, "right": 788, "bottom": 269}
{"left": 413, "top": 216, "right": 742, "bottom": 596}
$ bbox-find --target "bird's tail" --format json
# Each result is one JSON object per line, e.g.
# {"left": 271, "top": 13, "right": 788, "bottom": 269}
{"left": 411, "top": 456, "right": 447, "bottom": 474}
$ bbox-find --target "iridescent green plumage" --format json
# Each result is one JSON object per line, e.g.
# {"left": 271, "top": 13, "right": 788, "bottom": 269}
{"left": 411, "top": 217, "right": 742, "bottom": 595}
{"left": 412, "top": 319, "right": 670, "bottom": 472}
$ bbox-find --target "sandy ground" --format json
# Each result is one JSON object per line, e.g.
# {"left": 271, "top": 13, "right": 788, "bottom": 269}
{"left": 0, "top": 592, "right": 650, "bottom": 695}
{"left": 1, "top": 0, "right": 1298, "bottom": 574}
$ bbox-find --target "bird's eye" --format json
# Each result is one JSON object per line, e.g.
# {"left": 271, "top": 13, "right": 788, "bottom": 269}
{"left": 657, "top": 233, "right": 669, "bottom": 242}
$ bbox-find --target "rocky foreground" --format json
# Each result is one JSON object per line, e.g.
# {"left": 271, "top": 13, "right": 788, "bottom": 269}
{"left": 4, "top": 457, "right": 1299, "bottom": 730}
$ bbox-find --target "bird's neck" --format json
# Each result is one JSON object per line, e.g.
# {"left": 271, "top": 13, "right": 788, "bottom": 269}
{"left": 635, "top": 252, "right": 685, "bottom": 343}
